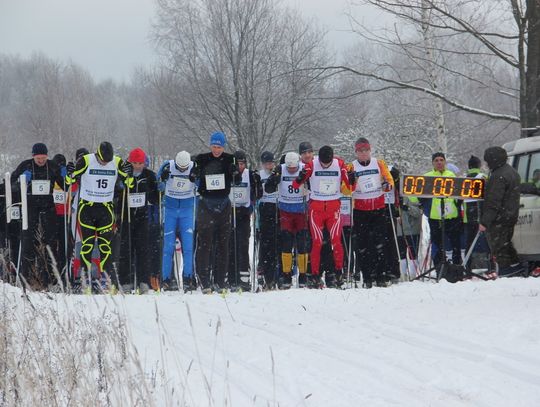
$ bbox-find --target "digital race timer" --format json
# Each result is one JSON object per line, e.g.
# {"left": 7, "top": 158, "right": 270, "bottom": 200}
{"left": 400, "top": 175, "right": 485, "bottom": 199}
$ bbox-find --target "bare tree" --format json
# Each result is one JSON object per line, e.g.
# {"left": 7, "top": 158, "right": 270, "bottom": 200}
{"left": 152, "top": 0, "right": 334, "bottom": 163}
{"left": 339, "top": 0, "right": 534, "bottom": 132}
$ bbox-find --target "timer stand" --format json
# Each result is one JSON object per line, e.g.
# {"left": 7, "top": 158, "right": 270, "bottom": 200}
{"left": 413, "top": 198, "right": 449, "bottom": 282}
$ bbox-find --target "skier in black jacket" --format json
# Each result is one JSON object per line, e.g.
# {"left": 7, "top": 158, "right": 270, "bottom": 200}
{"left": 479, "top": 146, "right": 523, "bottom": 277}
{"left": 192, "top": 132, "right": 238, "bottom": 292}
{"left": 227, "top": 150, "right": 262, "bottom": 290}
{"left": 11, "top": 143, "right": 66, "bottom": 288}
{"left": 119, "top": 147, "right": 158, "bottom": 292}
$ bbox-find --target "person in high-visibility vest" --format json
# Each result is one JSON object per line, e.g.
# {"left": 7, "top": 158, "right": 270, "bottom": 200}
{"left": 420, "top": 152, "right": 462, "bottom": 269}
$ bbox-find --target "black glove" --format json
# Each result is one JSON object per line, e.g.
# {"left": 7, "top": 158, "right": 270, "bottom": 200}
{"left": 348, "top": 171, "right": 356, "bottom": 186}
{"left": 295, "top": 168, "right": 307, "bottom": 184}
{"left": 66, "top": 161, "right": 75, "bottom": 176}
{"left": 161, "top": 167, "right": 171, "bottom": 182}
{"left": 122, "top": 161, "right": 133, "bottom": 177}
{"left": 230, "top": 163, "right": 239, "bottom": 177}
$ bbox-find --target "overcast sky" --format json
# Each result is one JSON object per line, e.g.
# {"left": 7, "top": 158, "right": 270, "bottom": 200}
{"left": 0, "top": 0, "right": 372, "bottom": 82}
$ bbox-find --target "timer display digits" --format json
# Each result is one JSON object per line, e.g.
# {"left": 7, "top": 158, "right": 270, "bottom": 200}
{"left": 401, "top": 175, "right": 485, "bottom": 199}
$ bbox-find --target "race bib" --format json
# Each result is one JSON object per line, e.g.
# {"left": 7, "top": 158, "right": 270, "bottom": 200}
{"left": 319, "top": 179, "right": 337, "bottom": 195}
{"left": 53, "top": 190, "right": 66, "bottom": 204}
{"left": 31, "top": 180, "right": 50, "bottom": 195}
{"left": 231, "top": 187, "right": 249, "bottom": 205}
{"left": 10, "top": 206, "right": 20, "bottom": 220}
{"left": 206, "top": 174, "right": 225, "bottom": 190}
{"left": 358, "top": 176, "right": 379, "bottom": 194}
{"left": 169, "top": 177, "right": 192, "bottom": 193}
{"left": 129, "top": 192, "right": 146, "bottom": 208}
{"left": 340, "top": 197, "right": 351, "bottom": 215}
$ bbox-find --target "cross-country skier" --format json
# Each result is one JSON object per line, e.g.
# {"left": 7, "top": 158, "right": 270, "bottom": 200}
{"left": 258, "top": 151, "right": 279, "bottom": 289}
{"left": 157, "top": 150, "right": 197, "bottom": 291}
{"left": 264, "top": 152, "right": 309, "bottom": 288}
{"left": 293, "top": 146, "right": 350, "bottom": 288}
{"left": 347, "top": 137, "right": 394, "bottom": 288}
{"left": 227, "top": 150, "right": 262, "bottom": 291}
{"left": 66, "top": 141, "right": 132, "bottom": 292}
{"left": 11, "top": 143, "right": 66, "bottom": 289}
{"left": 192, "top": 132, "right": 238, "bottom": 293}
{"left": 119, "top": 147, "right": 158, "bottom": 293}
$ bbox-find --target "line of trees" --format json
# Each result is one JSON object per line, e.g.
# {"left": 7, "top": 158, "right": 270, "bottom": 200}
{"left": 1, "top": 0, "right": 535, "bottom": 174}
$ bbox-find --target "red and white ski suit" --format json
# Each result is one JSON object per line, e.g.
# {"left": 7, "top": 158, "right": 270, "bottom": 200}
{"left": 293, "top": 158, "right": 350, "bottom": 275}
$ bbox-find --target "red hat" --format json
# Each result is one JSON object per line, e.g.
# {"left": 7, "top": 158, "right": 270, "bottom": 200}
{"left": 128, "top": 147, "right": 146, "bottom": 163}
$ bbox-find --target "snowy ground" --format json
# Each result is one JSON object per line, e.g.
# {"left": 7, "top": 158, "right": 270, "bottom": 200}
{"left": 3, "top": 278, "right": 540, "bottom": 406}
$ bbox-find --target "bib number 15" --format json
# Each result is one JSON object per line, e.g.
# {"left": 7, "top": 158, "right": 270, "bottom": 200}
{"left": 97, "top": 179, "right": 108, "bottom": 189}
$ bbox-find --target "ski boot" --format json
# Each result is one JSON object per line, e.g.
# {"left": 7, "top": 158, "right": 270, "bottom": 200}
{"left": 280, "top": 272, "right": 292, "bottom": 290}
{"left": 298, "top": 273, "right": 307, "bottom": 288}
{"left": 324, "top": 271, "right": 337, "bottom": 288}
{"left": 183, "top": 276, "right": 197, "bottom": 293}
{"left": 307, "top": 273, "right": 323, "bottom": 289}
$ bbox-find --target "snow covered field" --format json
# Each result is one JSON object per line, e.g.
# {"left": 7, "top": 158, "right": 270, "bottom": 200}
{"left": 2, "top": 278, "right": 540, "bottom": 406}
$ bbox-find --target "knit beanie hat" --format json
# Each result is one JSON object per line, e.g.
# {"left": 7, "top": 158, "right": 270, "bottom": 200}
{"left": 210, "top": 131, "right": 227, "bottom": 147}
{"left": 32, "top": 143, "right": 48, "bottom": 156}
{"left": 128, "top": 147, "right": 146, "bottom": 163}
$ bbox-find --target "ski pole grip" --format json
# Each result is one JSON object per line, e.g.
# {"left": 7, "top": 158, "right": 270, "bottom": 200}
{"left": 19, "top": 174, "right": 28, "bottom": 231}
{"left": 5, "top": 172, "right": 11, "bottom": 223}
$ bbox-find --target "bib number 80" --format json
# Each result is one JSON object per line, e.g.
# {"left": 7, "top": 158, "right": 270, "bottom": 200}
{"left": 288, "top": 185, "right": 300, "bottom": 194}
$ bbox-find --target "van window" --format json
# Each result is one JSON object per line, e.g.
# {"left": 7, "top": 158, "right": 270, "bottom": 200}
{"left": 530, "top": 152, "right": 540, "bottom": 185}
{"left": 516, "top": 154, "right": 529, "bottom": 181}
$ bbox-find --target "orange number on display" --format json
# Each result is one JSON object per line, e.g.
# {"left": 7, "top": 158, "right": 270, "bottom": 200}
{"left": 433, "top": 177, "right": 444, "bottom": 196}
{"left": 403, "top": 176, "right": 415, "bottom": 194}
{"left": 462, "top": 179, "right": 472, "bottom": 197}
{"left": 443, "top": 178, "right": 454, "bottom": 196}
{"left": 471, "top": 179, "right": 483, "bottom": 198}
{"left": 415, "top": 177, "right": 425, "bottom": 194}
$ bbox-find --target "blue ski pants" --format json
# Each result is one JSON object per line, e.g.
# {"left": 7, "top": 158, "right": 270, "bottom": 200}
{"left": 162, "top": 198, "right": 195, "bottom": 279}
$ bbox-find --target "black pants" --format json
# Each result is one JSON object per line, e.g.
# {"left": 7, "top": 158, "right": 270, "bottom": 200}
{"left": 258, "top": 202, "right": 279, "bottom": 285}
{"left": 383, "top": 214, "right": 400, "bottom": 279}
{"left": 320, "top": 230, "right": 335, "bottom": 274}
{"left": 119, "top": 213, "right": 150, "bottom": 286}
{"left": 353, "top": 208, "right": 387, "bottom": 284}
{"left": 21, "top": 206, "right": 57, "bottom": 288}
{"left": 428, "top": 218, "right": 462, "bottom": 267}
{"left": 228, "top": 206, "right": 251, "bottom": 287}
{"left": 486, "top": 224, "right": 519, "bottom": 269}
{"left": 78, "top": 201, "right": 115, "bottom": 276}
{"left": 196, "top": 198, "right": 231, "bottom": 288}
{"left": 341, "top": 226, "right": 354, "bottom": 277}
{"left": 55, "top": 214, "right": 69, "bottom": 274}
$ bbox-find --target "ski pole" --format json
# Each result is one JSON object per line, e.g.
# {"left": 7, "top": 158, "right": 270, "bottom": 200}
{"left": 347, "top": 195, "right": 354, "bottom": 289}
{"left": 232, "top": 187, "right": 238, "bottom": 288}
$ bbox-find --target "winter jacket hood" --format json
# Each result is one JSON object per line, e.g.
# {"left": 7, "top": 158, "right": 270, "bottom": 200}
{"left": 483, "top": 146, "right": 507, "bottom": 171}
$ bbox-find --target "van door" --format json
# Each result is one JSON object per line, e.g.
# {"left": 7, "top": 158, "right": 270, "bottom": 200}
{"left": 513, "top": 151, "right": 540, "bottom": 260}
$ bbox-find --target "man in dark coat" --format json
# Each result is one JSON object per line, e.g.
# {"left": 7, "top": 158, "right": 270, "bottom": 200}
{"left": 479, "top": 146, "right": 523, "bottom": 277}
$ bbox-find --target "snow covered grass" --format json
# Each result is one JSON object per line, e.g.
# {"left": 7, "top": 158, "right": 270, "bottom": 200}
{"left": 1, "top": 278, "right": 540, "bottom": 406}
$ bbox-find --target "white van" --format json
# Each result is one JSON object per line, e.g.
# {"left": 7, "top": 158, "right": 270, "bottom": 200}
{"left": 503, "top": 135, "right": 540, "bottom": 262}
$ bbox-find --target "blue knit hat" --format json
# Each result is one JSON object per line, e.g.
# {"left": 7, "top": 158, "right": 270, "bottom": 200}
{"left": 32, "top": 142, "right": 48, "bottom": 156}
{"left": 210, "top": 131, "right": 226, "bottom": 147}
